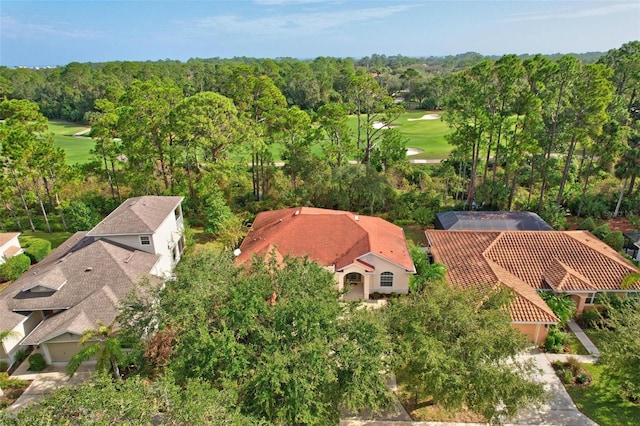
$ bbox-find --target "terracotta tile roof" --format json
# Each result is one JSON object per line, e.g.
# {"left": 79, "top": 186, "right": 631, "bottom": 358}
{"left": 237, "top": 207, "right": 414, "bottom": 272}
{"left": 88, "top": 196, "right": 183, "bottom": 236}
{"left": 427, "top": 230, "right": 640, "bottom": 324}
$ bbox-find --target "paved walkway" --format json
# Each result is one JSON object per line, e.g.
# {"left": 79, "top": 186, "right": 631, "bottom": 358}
{"left": 7, "top": 362, "right": 94, "bottom": 411}
{"left": 509, "top": 349, "right": 597, "bottom": 426}
{"left": 567, "top": 320, "right": 600, "bottom": 356}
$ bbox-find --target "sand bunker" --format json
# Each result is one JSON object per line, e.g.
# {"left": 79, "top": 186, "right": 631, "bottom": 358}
{"left": 406, "top": 148, "right": 423, "bottom": 156}
{"left": 372, "top": 121, "right": 397, "bottom": 129}
{"left": 407, "top": 113, "right": 441, "bottom": 121}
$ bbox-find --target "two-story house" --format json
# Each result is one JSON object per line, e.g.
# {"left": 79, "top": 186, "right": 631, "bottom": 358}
{"left": 0, "top": 196, "right": 184, "bottom": 366}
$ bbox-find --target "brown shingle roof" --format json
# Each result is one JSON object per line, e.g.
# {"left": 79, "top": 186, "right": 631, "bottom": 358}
{"left": 237, "top": 207, "right": 414, "bottom": 272}
{"left": 427, "top": 230, "right": 640, "bottom": 323}
{"left": 87, "top": 196, "right": 183, "bottom": 236}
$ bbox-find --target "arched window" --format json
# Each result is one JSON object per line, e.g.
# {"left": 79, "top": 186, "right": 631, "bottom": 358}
{"left": 380, "top": 272, "right": 393, "bottom": 287}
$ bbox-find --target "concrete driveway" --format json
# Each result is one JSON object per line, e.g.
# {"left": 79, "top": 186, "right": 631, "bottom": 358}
{"left": 509, "top": 350, "right": 597, "bottom": 426}
{"left": 7, "top": 362, "right": 93, "bottom": 411}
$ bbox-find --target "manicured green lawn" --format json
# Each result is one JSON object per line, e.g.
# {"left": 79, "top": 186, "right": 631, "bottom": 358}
{"left": 19, "top": 230, "right": 73, "bottom": 250}
{"left": 48, "top": 120, "right": 93, "bottom": 164}
{"left": 566, "top": 363, "right": 640, "bottom": 426}
{"left": 346, "top": 110, "right": 453, "bottom": 160}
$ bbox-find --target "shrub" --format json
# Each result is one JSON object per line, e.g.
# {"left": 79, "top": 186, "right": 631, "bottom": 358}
{"left": 413, "top": 207, "right": 435, "bottom": 227}
{"left": 63, "top": 201, "right": 102, "bottom": 232}
{"left": 577, "top": 217, "right": 596, "bottom": 232}
{"left": 0, "top": 361, "right": 8, "bottom": 372}
{"left": 24, "top": 238, "right": 51, "bottom": 264}
{"left": 592, "top": 223, "right": 611, "bottom": 240}
{"left": 13, "top": 349, "right": 28, "bottom": 364}
{"left": 562, "top": 370, "right": 573, "bottom": 384}
{"left": 28, "top": 353, "right": 46, "bottom": 372}
{"left": 0, "top": 254, "right": 31, "bottom": 281}
{"left": 578, "top": 308, "right": 601, "bottom": 328}
{"left": 544, "top": 326, "right": 570, "bottom": 353}
{"left": 604, "top": 230, "right": 624, "bottom": 251}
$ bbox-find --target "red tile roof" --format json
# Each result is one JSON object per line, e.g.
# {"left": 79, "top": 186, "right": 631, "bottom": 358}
{"left": 427, "top": 230, "right": 640, "bottom": 324}
{"left": 237, "top": 207, "right": 414, "bottom": 272}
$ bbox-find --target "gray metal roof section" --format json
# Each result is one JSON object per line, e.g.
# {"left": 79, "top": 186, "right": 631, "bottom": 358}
{"left": 435, "top": 211, "right": 554, "bottom": 231}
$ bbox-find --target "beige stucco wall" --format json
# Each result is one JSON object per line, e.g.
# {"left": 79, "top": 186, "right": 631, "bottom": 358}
{"left": 38, "top": 332, "right": 88, "bottom": 364}
{"left": 335, "top": 253, "right": 411, "bottom": 299}
{"left": 513, "top": 323, "right": 549, "bottom": 345}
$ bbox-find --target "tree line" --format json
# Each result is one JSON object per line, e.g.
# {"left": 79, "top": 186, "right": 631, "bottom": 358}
{"left": 0, "top": 42, "right": 638, "bottom": 239}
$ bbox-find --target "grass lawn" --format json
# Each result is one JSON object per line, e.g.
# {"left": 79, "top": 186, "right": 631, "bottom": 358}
{"left": 347, "top": 110, "right": 453, "bottom": 160}
{"left": 48, "top": 120, "right": 93, "bottom": 165}
{"left": 402, "top": 224, "right": 427, "bottom": 247}
{"left": 18, "top": 230, "right": 73, "bottom": 250}
{"left": 566, "top": 363, "right": 640, "bottom": 426}
{"left": 191, "top": 227, "right": 224, "bottom": 253}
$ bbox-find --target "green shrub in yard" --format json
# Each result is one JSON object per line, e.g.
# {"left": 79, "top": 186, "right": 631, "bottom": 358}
{"left": 577, "top": 217, "right": 597, "bottom": 232}
{"left": 0, "top": 254, "right": 31, "bottom": 282}
{"left": 545, "top": 325, "right": 570, "bottom": 353}
{"left": 592, "top": 224, "right": 611, "bottom": 241}
{"left": 578, "top": 308, "right": 602, "bottom": 328}
{"left": 24, "top": 238, "right": 51, "bottom": 264}
{"left": 28, "top": 353, "right": 46, "bottom": 372}
{"left": 604, "top": 230, "right": 624, "bottom": 251}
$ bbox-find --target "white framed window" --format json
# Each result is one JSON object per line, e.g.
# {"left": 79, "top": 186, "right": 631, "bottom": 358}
{"left": 585, "top": 292, "right": 601, "bottom": 305}
{"left": 140, "top": 235, "right": 151, "bottom": 246}
{"left": 380, "top": 272, "right": 394, "bottom": 287}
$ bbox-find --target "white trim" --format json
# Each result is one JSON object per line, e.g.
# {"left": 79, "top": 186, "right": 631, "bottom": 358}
{"left": 358, "top": 251, "right": 417, "bottom": 274}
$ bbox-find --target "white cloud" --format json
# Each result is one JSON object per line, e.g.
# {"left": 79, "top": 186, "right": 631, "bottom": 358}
{"left": 181, "top": 4, "right": 412, "bottom": 37}
{"left": 0, "top": 15, "right": 100, "bottom": 40}
{"left": 505, "top": 2, "right": 640, "bottom": 23}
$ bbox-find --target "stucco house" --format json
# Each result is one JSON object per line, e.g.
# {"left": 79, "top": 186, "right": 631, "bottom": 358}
{"left": 426, "top": 230, "right": 640, "bottom": 344}
{"left": 236, "top": 207, "right": 416, "bottom": 299}
{"left": 0, "top": 196, "right": 184, "bottom": 366}
{"left": 0, "top": 232, "right": 23, "bottom": 264}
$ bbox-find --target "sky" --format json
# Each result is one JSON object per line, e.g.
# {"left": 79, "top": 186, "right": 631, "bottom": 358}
{"left": 1, "top": 0, "right": 639, "bottom": 67}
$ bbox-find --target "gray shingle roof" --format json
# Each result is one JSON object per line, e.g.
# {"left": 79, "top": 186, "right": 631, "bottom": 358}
{"left": 0, "top": 232, "right": 161, "bottom": 341}
{"left": 87, "top": 196, "right": 183, "bottom": 236}
{"left": 435, "top": 211, "right": 553, "bottom": 231}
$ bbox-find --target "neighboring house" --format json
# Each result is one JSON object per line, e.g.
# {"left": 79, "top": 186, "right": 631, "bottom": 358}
{"left": 0, "top": 196, "right": 184, "bottom": 366}
{"left": 236, "top": 207, "right": 416, "bottom": 299}
{"left": 435, "top": 211, "right": 553, "bottom": 231}
{"left": 426, "top": 230, "right": 640, "bottom": 344}
{"left": 623, "top": 232, "right": 640, "bottom": 261}
{"left": 0, "top": 232, "right": 23, "bottom": 264}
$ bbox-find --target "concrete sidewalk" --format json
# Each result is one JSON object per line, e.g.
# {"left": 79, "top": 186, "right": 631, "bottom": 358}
{"left": 567, "top": 320, "right": 600, "bottom": 356}
{"left": 510, "top": 349, "right": 597, "bottom": 426}
{"left": 7, "top": 362, "right": 94, "bottom": 411}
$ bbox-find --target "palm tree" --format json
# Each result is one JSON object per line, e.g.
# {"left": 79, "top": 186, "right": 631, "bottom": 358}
{"left": 1, "top": 329, "right": 22, "bottom": 397}
{"left": 66, "top": 321, "right": 124, "bottom": 380}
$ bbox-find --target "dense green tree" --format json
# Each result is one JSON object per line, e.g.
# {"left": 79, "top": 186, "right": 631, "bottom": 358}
{"left": 158, "top": 250, "right": 394, "bottom": 425}
{"left": 598, "top": 299, "right": 640, "bottom": 403}
{"left": 0, "top": 374, "right": 253, "bottom": 425}
{"left": 387, "top": 281, "right": 544, "bottom": 421}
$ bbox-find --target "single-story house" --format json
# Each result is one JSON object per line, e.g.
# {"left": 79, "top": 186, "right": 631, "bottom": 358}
{"left": 236, "top": 207, "right": 416, "bottom": 299}
{"left": 435, "top": 211, "right": 553, "bottom": 231}
{"left": 0, "top": 196, "right": 184, "bottom": 366}
{"left": 0, "top": 232, "right": 23, "bottom": 264}
{"left": 426, "top": 230, "right": 640, "bottom": 344}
